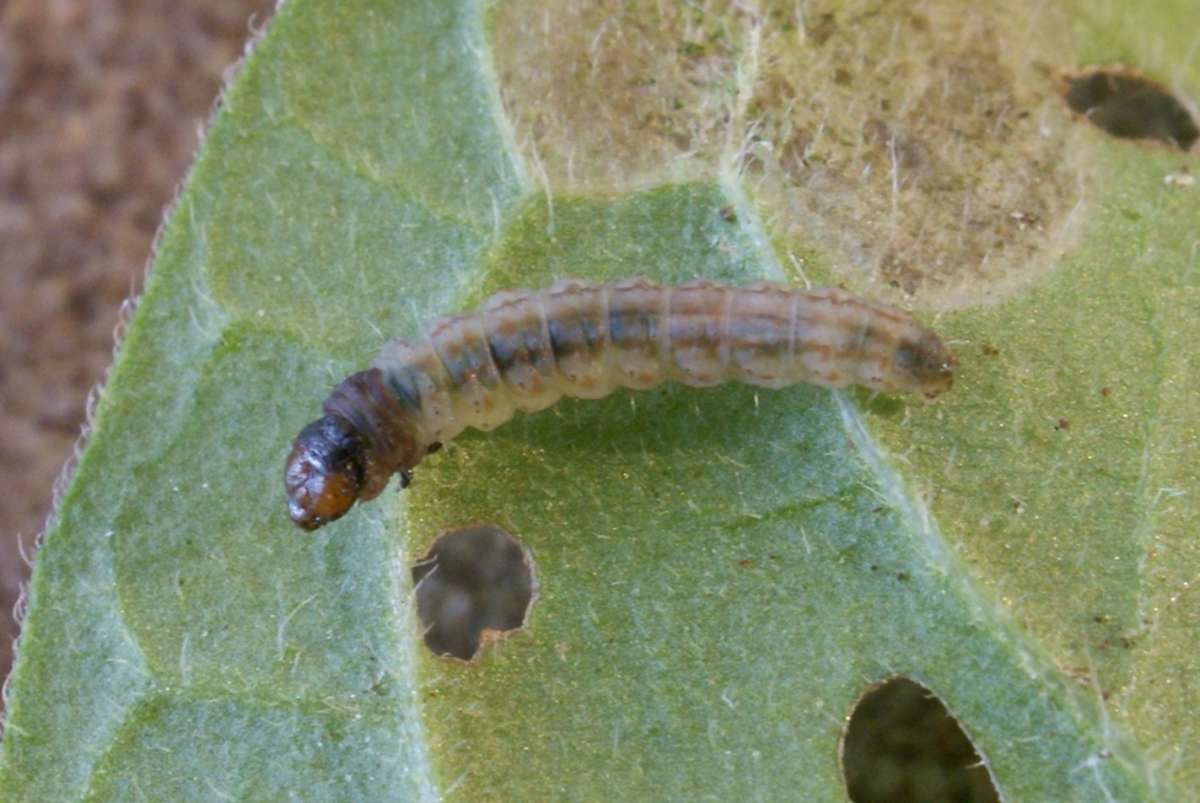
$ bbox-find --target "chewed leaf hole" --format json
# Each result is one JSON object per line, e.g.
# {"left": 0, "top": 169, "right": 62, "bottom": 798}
{"left": 1062, "top": 67, "right": 1199, "bottom": 150}
{"left": 412, "top": 523, "right": 536, "bottom": 661}
{"left": 841, "top": 677, "right": 1000, "bottom": 803}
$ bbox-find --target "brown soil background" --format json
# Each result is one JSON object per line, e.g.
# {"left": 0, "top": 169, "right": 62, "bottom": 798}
{"left": 0, "top": 0, "right": 275, "bottom": 695}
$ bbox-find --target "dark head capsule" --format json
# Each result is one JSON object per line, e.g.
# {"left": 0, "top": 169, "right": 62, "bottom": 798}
{"left": 284, "top": 415, "right": 366, "bottom": 530}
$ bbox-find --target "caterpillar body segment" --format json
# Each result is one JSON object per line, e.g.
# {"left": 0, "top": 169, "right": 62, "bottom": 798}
{"left": 284, "top": 278, "right": 956, "bottom": 530}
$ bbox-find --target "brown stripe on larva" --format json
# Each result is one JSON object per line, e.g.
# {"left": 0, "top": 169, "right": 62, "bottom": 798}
{"left": 284, "top": 278, "right": 956, "bottom": 530}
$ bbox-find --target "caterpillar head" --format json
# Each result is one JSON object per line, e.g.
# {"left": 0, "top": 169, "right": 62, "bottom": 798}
{"left": 894, "top": 329, "right": 957, "bottom": 398}
{"left": 284, "top": 414, "right": 367, "bottom": 530}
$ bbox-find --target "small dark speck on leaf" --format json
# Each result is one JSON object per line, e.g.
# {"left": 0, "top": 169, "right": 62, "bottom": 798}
{"left": 719, "top": 205, "right": 737, "bottom": 222}
{"left": 981, "top": 344, "right": 1000, "bottom": 357}
{"left": 1054, "top": 418, "right": 1070, "bottom": 431}
{"left": 1100, "top": 386, "right": 1113, "bottom": 397}
{"left": 808, "top": 12, "right": 836, "bottom": 46}
{"left": 896, "top": 571, "right": 910, "bottom": 582}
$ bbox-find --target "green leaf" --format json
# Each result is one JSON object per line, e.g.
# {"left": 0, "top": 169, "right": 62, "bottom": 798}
{"left": 2, "top": 1, "right": 1196, "bottom": 801}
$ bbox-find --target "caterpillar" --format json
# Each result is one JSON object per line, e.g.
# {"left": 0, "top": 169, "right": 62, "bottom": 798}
{"left": 284, "top": 278, "right": 956, "bottom": 530}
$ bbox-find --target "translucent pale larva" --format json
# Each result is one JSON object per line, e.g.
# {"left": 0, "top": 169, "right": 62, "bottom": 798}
{"left": 284, "top": 278, "right": 956, "bottom": 530}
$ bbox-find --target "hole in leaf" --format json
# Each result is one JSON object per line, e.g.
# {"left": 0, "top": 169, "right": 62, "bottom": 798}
{"left": 412, "top": 523, "right": 536, "bottom": 661}
{"left": 1062, "top": 67, "right": 1199, "bottom": 150}
{"left": 841, "top": 676, "right": 1000, "bottom": 803}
